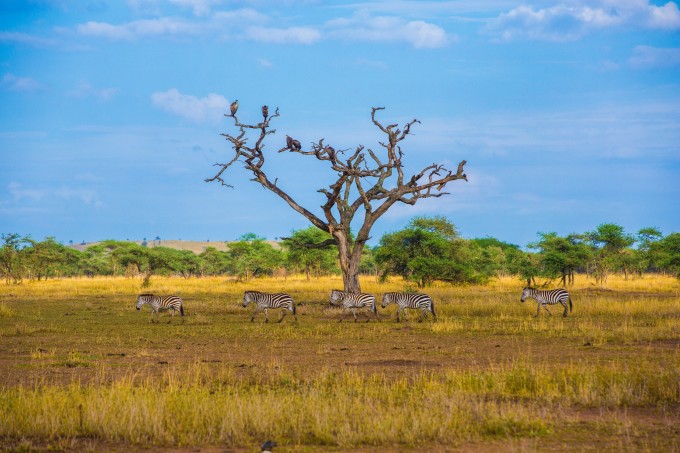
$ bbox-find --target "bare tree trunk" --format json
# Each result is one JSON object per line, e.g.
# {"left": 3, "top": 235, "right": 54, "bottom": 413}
{"left": 334, "top": 231, "right": 362, "bottom": 292}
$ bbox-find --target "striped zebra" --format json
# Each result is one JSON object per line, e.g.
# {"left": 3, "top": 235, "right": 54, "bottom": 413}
{"left": 136, "top": 293, "right": 184, "bottom": 323}
{"left": 520, "top": 287, "right": 573, "bottom": 317}
{"left": 243, "top": 290, "right": 297, "bottom": 323}
{"left": 329, "top": 289, "right": 380, "bottom": 322}
{"left": 381, "top": 292, "right": 437, "bottom": 322}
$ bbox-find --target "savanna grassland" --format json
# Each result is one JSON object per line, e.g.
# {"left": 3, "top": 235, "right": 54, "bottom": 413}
{"left": 0, "top": 275, "right": 679, "bottom": 452}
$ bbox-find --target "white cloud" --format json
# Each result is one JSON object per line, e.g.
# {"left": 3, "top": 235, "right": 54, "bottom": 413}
{"left": 66, "top": 82, "right": 118, "bottom": 101}
{"left": 0, "top": 31, "right": 57, "bottom": 47}
{"left": 629, "top": 45, "right": 680, "bottom": 68}
{"left": 151, "top": 88, "right": 229, "bottom": 122}
{"left": 257, "top": 58, "right": 274, "bottom": 68}
{"left": 169, "top": 0, "right": 222, "bottom": 16}
{"left": 485, "top": 1, "right": 680, "bottom": 41}
{"left": 327, "top": 11, "right": 451, "bottom": 48}
{"left": 8, "top": 182, "right": 46, "bottom": 202}
{"left": 245, "top": 26, "right": 321, "bottom": 44}
{"left": 77, "top": 17, "right": 199, "bottom": 40}
{"left": 7, "top": 182, "right": 103, "bottom": 207}
{"left": 1, "top": 73, "right": 44, "bottom": 92}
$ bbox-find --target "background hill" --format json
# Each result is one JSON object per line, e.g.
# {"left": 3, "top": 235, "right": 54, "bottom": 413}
{"left": 69, "top": 240, "right": 281, "bottom": 254}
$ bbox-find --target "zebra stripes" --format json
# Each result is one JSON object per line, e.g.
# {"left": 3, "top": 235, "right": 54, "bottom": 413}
{"left": 243, "top": 290, "right": 297, "bottom": 323}
{"left": 136, "top": 293, "right": 184, "bottom": 323}
{"left": 521, "top": 287, "right": 573, "bottom": 317}
{"left": 381, "top": 292, "right": 437, "bottom": 322}
{"left": 329, "top": 289, "right": 380, "bottom": 322}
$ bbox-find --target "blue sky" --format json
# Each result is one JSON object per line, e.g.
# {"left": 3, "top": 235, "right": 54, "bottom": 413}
{"left": 1, "top": 0, "right": 679, "bottom": 247}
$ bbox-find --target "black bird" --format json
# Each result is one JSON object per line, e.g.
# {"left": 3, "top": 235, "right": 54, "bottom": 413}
{"left": 262, "top": 105, "right": 269, "bottom": 118}
{"left": 261, "top": 440, "right": 276, "bottom": 452}
{"left": 286, "top": 135, "right": 301, "bottom": 150}
{"left": 230, "top": 99, "right": 238, "bottom": 116}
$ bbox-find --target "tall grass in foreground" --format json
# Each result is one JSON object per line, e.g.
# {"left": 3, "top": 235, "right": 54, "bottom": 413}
{"left": 1, "top": 359, "right": 678, "bottom": 448}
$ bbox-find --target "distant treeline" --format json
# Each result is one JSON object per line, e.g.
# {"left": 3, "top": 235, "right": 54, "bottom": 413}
{"left": 2, "top": 217, "right": 679, "bottom": 287}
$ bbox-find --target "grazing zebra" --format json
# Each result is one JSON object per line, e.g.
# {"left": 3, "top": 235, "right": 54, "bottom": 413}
{"left": 243, "top": 290, "right": 297, "bottom": 323}
{"left": 136, "top": 293, "right": 184, "bottom": 323}
{"left": 520, "top": 287, "right": 573, "bottom": 317}
{"left": 381, "top": 292, "right": 437, "bottom": 322}
{"left": 329, "top": 289, "right": 380, "bottom": 322}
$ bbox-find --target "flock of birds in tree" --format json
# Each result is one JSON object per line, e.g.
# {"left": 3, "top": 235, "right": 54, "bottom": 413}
{"left": 228, "top": 99, "right": 308, "bottom": 153}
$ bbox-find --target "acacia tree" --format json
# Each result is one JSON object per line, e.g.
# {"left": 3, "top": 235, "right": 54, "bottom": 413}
{"left": 206, "top": 104, "right": 467, "bottom": 292}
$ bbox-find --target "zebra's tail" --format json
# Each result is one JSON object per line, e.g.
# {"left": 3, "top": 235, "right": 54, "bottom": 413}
{"left": 569, "top": 297, "right": 573, "bottom": 313}
{"left": 292, "top": 302, "right": 297, "bottom": 315}
{"left": 180, "top": 304, "right": 185, "bottom": 316}
{"left": 430, "top": 299, "right": 437, "bottom": 320}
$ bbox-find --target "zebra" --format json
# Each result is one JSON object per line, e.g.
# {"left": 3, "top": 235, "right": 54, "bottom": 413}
{"left": 329, "top": 289, "right": 380, "bottom": 322}
{"left": 136, "top": 293, "right": 184, "bottom": 323}
{"left": 243, "top": 290, "right": 297, "bottom": 323}
{"left": 381, "top": 292, "right": 437, "bottom": 322}
{"left": 520, "top": 287, "right": 573, "bottom": 317}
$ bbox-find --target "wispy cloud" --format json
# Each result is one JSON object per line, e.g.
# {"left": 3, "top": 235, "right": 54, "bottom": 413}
{"left": 257, "top": 58, "right": 274, "bottom": 68}
{"left": 0, "top": 31, "right": 58, "bottom": 47}
{"left": 169, "top": 0, "right": 223, "bottom": 17}
{"left": 629, "top": 45, "right": 680, "bottom": 68}
{"left": 327, "top": 11, "right": 452, "bottom": 48}
{"left": 151, "top": 88, "right": 228, "bottom": 122}
{"left": 66, "top": 82, "right": 118, "bottom": 101}
{"left": 0, "top": 73, "right": 44, "bottom": 92}
{"left": 245, "top": 26, "right": 321, "bottom": 44}
{"left": 77, "top": 17, "right": 199, "bottom": 40}
{"left": 74, "top": 6, "right": 449, "bottom": 48}
{"left": 6, "top": 182, "right": 103, "bottom": 208}
{"left": 485, "top": 1, "right": 680, "bottom": 41}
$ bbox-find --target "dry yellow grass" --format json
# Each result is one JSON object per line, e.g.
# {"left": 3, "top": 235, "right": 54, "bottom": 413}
{"left": 0, "top": 274, "right": 678, "bottom": 452}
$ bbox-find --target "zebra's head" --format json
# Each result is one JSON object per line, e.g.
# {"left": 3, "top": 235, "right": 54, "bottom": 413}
{"left": 243, "top": 291, "right": 257, "bottom": 307}
{"left": 381, "top": 293, "right": 394, "bottom": 308}
{"left": 136, "top": 294, "right": 152, "bottom": 310}
{"left": 329, "top": 290, "right": 344, "bottom": 307}
{"left": 520, "top": 287, "right": 532, "bottom": 303}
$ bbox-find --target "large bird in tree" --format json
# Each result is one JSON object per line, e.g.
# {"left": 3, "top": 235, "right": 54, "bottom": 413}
{"left": 206, "top": 103, "right": 467, "bottom": 293}
{"left": 230, "top": 100, "right": 239, "bottom": 117}
{"left": 286, "top": 135, "right": 302, "bottom": 150}
{"left": 262, "top": 105, "right": 269, "bottom": 118}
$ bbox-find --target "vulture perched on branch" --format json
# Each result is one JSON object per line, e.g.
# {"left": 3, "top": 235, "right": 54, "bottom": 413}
{"left": 230, "top": 100, "right": 238, "bottom": 116}
{"left": 262, "top": 105, "right": 269, "bottom": 118}
{"left": 286, "top": 135, "right": 302, "bottom": 150}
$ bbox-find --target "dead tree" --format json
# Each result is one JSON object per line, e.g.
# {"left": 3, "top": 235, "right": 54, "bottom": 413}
{"left": 206, "top": 103, "right": 467, "bottom": 293}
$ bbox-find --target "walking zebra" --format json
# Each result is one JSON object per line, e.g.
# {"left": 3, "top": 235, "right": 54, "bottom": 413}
{"left": 243, "top": 290, "right": 297, "bottom": 323}
{"left": 329, "top": 289, "right": 380, "bottom": 322}
{"left": 381, "top": 292, "right": 437, "bottom": 322}
{"left": 136, "top": 293, "right": 184, "bottom": 323}
{"left": 520, "top": 287, "right": 573, "bottom": 317}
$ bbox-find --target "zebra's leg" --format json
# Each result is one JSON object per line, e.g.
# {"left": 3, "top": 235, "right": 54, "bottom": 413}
{"left": 277, "top": 309, "right": 286, "bottom": 323}
{"left": 535, "top": 303, "right": 541, "bottom": 317}
{"left": 250, "top": 307, "right": 262, "bottom": 322}
{"left": 402, "top": 308, "right": 408, "bottom": 322}
{"left": 543, "top": 304, "right": 553, "bottom": 316}
{"left": 418, "top": 308, "right": 427, "bottom": 322}
{"left": 352, "top": 308, "right": 358, "bottom": 323}
{"left": 291, "top": 306, "right": 297, "bottom": 322}
{"left": 561, "top": 302, "right": 568, "bottom": 317}
{"left": 338, "top": 308, "right": 346, "bottom": 322}
{"left": 264, "top": 308, "right": 269, "bottom": 323}
{"left": 364, "top": 307, "right": 371, "bottom": 322}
